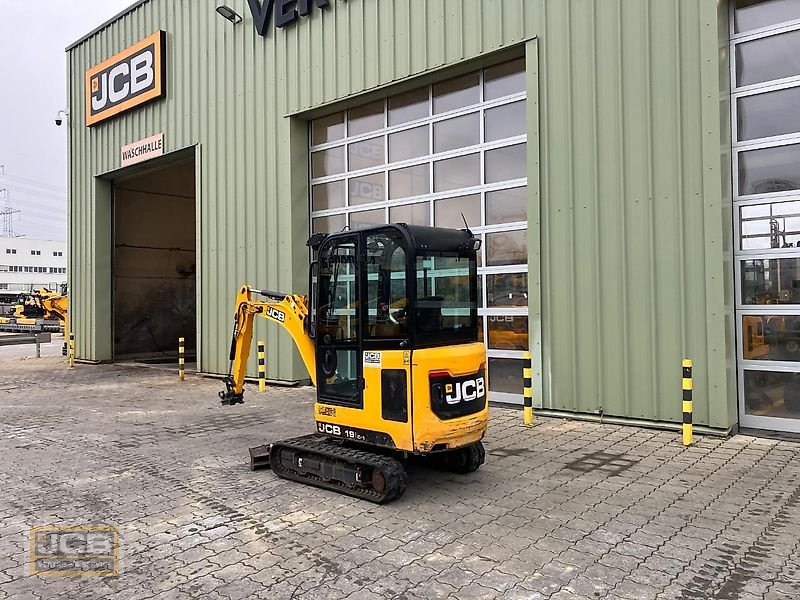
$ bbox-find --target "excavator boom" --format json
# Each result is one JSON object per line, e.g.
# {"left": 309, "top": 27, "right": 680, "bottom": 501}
{"left": 219, "top": 285, "right": 316, "bottom": 405}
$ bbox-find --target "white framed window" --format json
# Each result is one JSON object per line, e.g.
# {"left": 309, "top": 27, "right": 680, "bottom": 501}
{"left": 731, "top": 0, "right": 800, "bottom": 432}
{"left": 309, "top": 57, "right": 529, "bottom": 403}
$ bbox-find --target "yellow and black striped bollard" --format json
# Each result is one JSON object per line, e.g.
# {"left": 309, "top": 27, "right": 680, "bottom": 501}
{"left": 258, "top": 340, "right": 266, "bottom": 393}
{"left": 68, "top": 332, "right": 75, "bottom": 369}
{"left": 179, "top": 337, "right": 185, "bottom": 381}
{"left": 523, "top": 351, "right": 534, "bottom": 426}
{"left": 682, "top": 359, "right": 693, "bottom": 446}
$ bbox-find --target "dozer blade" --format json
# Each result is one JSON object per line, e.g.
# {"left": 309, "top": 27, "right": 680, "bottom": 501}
{"left": 249, "top": 444, "right": 272, "bottom": 471}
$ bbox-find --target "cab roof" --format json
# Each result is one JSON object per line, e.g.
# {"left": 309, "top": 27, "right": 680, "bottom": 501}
{"left": 308, "top": 223, "right": 477, "bottom": 254}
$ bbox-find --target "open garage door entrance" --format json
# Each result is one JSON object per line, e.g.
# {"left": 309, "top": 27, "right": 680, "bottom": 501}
{"left": 112, "top": 155, "right": 196, "bottom": 361}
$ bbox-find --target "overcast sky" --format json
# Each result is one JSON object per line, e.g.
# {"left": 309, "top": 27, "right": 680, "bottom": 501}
{"left": 0, "top": 0, "right": 133, "bottom": 241}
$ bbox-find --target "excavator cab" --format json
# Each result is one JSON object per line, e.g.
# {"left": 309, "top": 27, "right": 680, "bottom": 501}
{"left": 220, "top": 223, "right": 488, "bottom": 502}
{"left": 307, "top": 224, "right": 486, "bottom": 455}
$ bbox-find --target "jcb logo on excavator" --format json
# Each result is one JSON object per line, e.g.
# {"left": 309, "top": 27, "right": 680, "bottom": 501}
{"left": 444, "top": 377, "right": 486, "bottom": 405}
{"left": 266, "top": 307, "right": 286, "bottom": 323}
{"left": 317, "top": 422, "right": 341, "bottom": 435}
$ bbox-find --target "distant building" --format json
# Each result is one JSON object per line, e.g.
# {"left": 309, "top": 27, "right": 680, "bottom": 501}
{"left": 0, "top": 238, "right": 67, "bottom": 293}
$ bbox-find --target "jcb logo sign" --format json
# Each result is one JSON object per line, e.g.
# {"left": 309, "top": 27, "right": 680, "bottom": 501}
{"left": 445, "top": 377, "right": 486, "bottom": 405}
{"left": 85, "top": 31, "right": 166, "bottom": 127}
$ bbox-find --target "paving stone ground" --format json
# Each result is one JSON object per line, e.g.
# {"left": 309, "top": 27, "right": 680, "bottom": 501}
{"left": 1, "top": 351, "right": 800, "bottom": 599}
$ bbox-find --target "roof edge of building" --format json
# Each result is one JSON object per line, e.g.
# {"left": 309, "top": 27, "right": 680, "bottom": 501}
{"left": 65, "top": 0, "right": 152, "bottom": 52}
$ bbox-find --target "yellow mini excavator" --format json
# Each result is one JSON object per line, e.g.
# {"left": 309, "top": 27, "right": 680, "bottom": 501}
{"left": 219, "top": 223, "right": 488, "bottom": 502}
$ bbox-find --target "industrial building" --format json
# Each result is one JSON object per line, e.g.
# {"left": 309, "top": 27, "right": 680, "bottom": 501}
{"left": 65, "top": 0, "right": 800, "bottom": 434}
{"left": 0, "top": 237, "right": 67, "bottom": 293}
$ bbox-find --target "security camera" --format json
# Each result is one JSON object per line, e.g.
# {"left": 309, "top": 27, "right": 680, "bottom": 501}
{"left": 55, "top": 117, "right": 62, "bottom": 126}
{"left": 55, "top": 109, "right": 69, "bottom": 127}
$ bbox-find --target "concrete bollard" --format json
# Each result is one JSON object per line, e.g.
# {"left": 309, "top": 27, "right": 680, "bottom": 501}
{"left": 258, "top": 340, "right": 266, "bottom": 393}
{"left": 179, "top": 337, "right": 185, "bottom": 382}
{"left": 682, "top": 359, "right": 693, "bottom": 446}
{"left": 523, "top": 351, "right": 533, "bottom": 426}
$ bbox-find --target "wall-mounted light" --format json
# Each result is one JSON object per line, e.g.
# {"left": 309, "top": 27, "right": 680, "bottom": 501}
{"left": 216, "top": 5, "right": 242, "bottom": 24}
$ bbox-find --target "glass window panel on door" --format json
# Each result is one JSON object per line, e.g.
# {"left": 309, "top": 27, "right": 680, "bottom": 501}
{"left": 487, "top": 272, "right": 528, "bottom": 307}
{"left": 741, "top": 257, "right": 800, "bottom": 303}
{"left": 318, "top": 241, "right": 359, "bottom": 343}
{"left": 738, "top": 142, "right": 800, "bottom": 196}
{"left": 390, "top": 202, "right": 430, "bottom": 226}
{"left": 388, "top": 87, "right": 429, "bottom": 126}
{"left": 317, "top": 238, "right": 360, "bottom": 404}
{"left": 365, "top": 231, "right": 408, "bottom": 339}
{"left": 488, "top": 316, "right": 529, "bottom": 350}
{"left": 350, "top": 208, "right": 386, "bottom": 230}
{"left": 389, "top": 164, "right": 429, "bottom": 199}
{"left": 486, "top": 230, "right": 528, "bottom": 266}
{"left": 485, "top": 101, "right": 526, "bottom": 142}
{"left": 348, "top": 100, "right": 384, "bottom": 136}
{"left": 312, "top": 213, "right": 346, "bottom": 234}
{"left": 486, "top": 186, "right": 527, "bottom": 224}
{"left": 735, "top": 29, "right": 800, "bottom": 88}
{"left": 740, "top": 200, "right": 800, "bottom": 249}
{"left": 312, "top": 112, "right": 345, "bottom": 145}
{"left": 737, "top": 87, "right": 800, "bottom": 142}
{"left": 488, "top": 358, "right": 523, "bottom": 394}
{"left": 734, "top": 0, "right": 800, "bottom": 34}
{"left": 743, "top": 369, "right": 800, "bottom": 419}
{"left": 311, "top": 146, "right": 345, "bottom": 177}
{"left": 349, "top": 173, "right": 386, "bottom": 206}
{"left": 433, "top": 113, "right": 480, "bottom": 153}
{"left": 742, "top": 314, "right": 800, "bottom": 362}
{"left": 486, "top": 143, "right": 527, "bottom": 183}
{"left": 312, "top": 181, "right": 345, "bottom": 211}
{"left": 484, "top": 58, "right": 526, "bottom": 101}
{"left": 348, "top": 137, "right": 384, "bottom": 171}
{"left": 433, "top": 72, "right": 480, "bottom": 114}
{"left": 434, "top": 194, "right": 481, "bottom": 229}
{"left": 388, "top": 126, "right": 428, "bottom": 163}
{"left": 434, "top": 154, "right": 481, "bottom": 192}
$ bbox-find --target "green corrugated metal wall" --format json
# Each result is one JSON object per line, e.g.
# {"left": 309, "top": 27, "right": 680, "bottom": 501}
{"left": 67, "top": 0, "right": 735, "bottom": 428}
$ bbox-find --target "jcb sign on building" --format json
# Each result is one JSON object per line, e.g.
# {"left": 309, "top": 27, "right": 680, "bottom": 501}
{"left": 85, "top": 31, "right": 166, "bottom": 126}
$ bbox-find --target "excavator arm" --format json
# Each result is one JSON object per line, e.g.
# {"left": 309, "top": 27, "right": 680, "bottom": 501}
{"left": 219, "top": 285, "right": 316, "bottom": 405}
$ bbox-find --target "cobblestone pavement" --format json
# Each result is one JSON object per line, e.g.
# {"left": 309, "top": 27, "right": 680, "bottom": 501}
{"left": 1, "top": 356, "right": 800, "bottom": 600}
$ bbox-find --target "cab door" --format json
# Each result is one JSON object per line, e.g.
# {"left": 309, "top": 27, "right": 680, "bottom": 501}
{"left": 315, "top": 235, "right": 363, "bottom": 410}
{"left": 360, "top": 229, "right": 414, "bottom": 452}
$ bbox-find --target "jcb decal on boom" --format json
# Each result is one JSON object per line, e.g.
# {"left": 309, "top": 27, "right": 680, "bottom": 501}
{"left": 266, "top": 307, "right": 286, "bottom": 323}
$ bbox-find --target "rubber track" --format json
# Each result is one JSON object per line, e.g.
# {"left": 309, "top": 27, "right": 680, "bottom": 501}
{"left": 269, "top": 435, "right": 407, "bottom": 504}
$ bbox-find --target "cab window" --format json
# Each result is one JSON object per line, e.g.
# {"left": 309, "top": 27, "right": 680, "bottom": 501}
{"left": 415, "top": 252, "right": 478, "bottom": 346}
{"left": 366, "top": 231, "right": 408, "bottom": 339}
